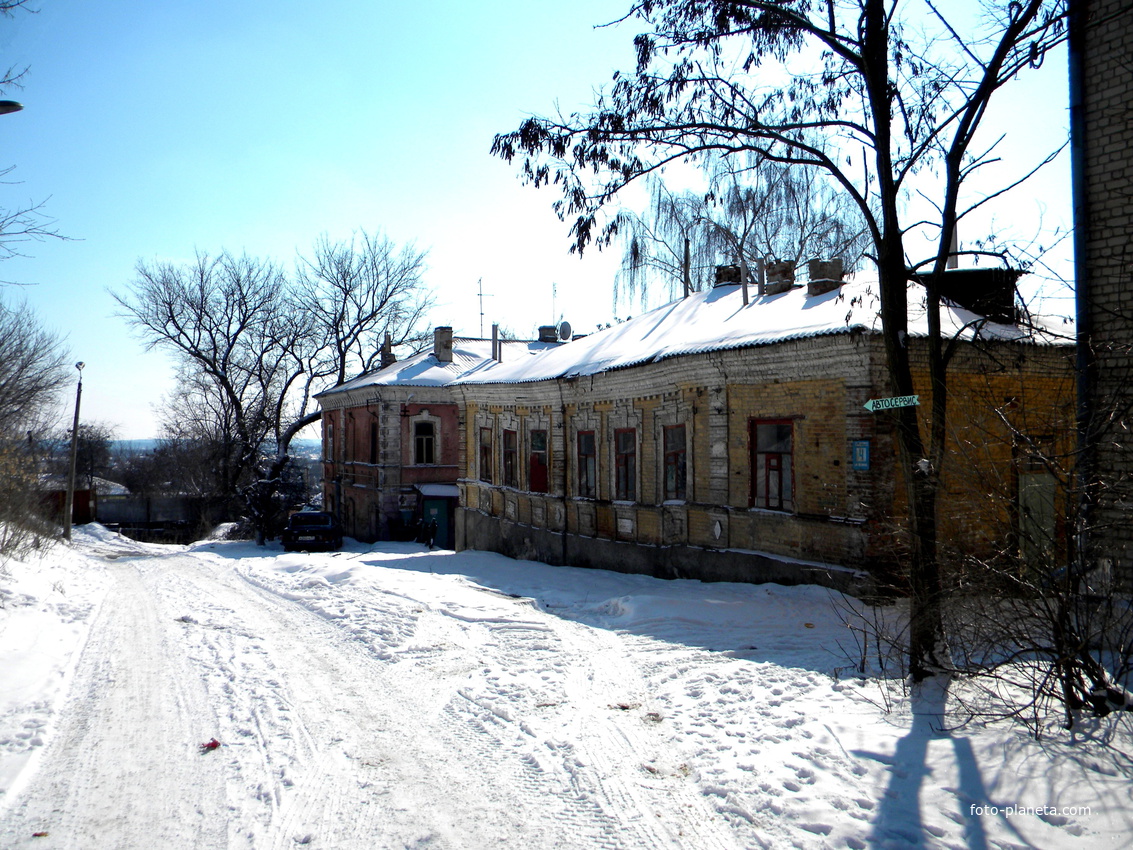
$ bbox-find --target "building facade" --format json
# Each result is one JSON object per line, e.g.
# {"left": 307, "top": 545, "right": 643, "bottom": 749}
{"left": 454, "top": 278, "right": 1074, "bottom": 594}
{"left": 316, "top": 328, "right": 556, "bottom": 548}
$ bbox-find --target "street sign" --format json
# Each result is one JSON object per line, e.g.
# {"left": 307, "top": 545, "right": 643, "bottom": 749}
{"left": 851, "top": 440, "right": 871, "bottom": 470}
{"left": 863, "top": 395, "right": 920, "bottom": 412}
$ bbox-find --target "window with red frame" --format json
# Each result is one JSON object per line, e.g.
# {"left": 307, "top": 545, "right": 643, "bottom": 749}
{"left": 529, "top": 429, "right": 548, "bottom": 493}
{"left": 751, "top": 420, "right": 793, "bottom": 511}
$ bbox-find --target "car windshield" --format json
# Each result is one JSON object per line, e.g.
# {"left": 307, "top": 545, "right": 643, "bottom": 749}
{"left": 291, "top": 514, "right": 332, "bottom": 528}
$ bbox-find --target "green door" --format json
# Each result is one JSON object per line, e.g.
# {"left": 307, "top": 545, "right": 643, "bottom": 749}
{"left": 422, "top": 497, "right": 454, "bottom": 549}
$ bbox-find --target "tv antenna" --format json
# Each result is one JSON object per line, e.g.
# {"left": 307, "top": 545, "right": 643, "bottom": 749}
{"left": 477, "top": 278, "right": 495, "bottom": 337}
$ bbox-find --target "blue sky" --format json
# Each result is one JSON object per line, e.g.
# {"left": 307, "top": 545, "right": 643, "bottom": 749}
{"left": 0, "top": 1, "right": 1072, "bottom": 439}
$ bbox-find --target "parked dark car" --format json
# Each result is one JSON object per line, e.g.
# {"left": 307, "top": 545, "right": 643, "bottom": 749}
{"left": 281, "top": 511, "right": 343, "bottom": 552}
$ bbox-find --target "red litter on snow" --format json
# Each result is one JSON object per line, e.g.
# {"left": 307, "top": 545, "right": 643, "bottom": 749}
{"left": 199, "top": 738, "right": 221, "bottom": 753}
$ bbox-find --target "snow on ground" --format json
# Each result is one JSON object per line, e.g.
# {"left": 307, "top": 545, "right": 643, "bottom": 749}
{"left": 1, "top": 527, "right": 1131, "bottom": 848}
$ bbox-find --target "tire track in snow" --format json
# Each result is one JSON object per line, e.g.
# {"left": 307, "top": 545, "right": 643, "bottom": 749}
{"left": 172, "top": 550, "right": 640, "bottom": 848}
{"left": 153, "top": 554, "right": 420, "bottom": 849}
{"left": 232, "top": 552, "right": 748, "bottom": 848}
{"left": 7, "top": 542, "right": 762, "bottom": 849}
{"left": 0, "top": 558, "right": 228, "bottom": 850}
{"left": 417, "top": 589, "right": 742, "bottom": 850}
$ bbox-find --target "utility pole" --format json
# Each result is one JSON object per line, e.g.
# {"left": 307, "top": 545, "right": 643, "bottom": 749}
{"left": 63, "top": 361, "right": 85, "bottom": 541}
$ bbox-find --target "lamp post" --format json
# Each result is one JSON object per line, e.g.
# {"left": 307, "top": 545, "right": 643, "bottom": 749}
{"left": 0, "top": 101, "right": 23, "bottom": 115}
{"left": 63, "top": 362, "right": 84, "bottom": 541}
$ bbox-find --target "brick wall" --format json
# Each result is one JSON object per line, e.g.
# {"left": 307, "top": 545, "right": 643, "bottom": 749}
{"left": 320, "top": 386, "right": 463, "bottom": 543}
{"left": 455, "top": 329, "right": 1073, "bottom": 586}
{"left": 1083, "top": 0, "right": 1133, "bottom": 586}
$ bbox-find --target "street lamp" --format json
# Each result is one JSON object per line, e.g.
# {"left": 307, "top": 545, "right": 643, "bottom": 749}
{"left": 0, "top": 101, "right": 23, "bottom": 115}
{"left": 63, "top": 362, "right": 84, "bottom": 541}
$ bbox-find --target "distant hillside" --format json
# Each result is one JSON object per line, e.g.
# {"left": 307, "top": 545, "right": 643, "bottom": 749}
{"left": 111, "top": 438, "right": 322, "bottom": 459}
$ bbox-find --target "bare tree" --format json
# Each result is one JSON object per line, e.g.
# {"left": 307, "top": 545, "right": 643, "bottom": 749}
{"left": 0, "top": 1, "right": 36, "bottom": 94}
{"left": 0, "top": 295, "right": 67, "bottom": 435}
{"left": 0, "top": 295, "right": 67, "bottom": 562}
{"left": 296, "top": 230, "right": 432, "bottom": 392}
{"left": 42, "top": 422, "right": 114, "bottom": 490}
{"left": 115, "top": 251, "right": 295, "bottom": 502}
{"left": 614, "top": 157, "right": 870, "bottom": 307}
{"left": 114, "top": 232, "right": 430, "bottom": 541}
{"left": 493, "top": 0, "right": 1068, "bottom": 680}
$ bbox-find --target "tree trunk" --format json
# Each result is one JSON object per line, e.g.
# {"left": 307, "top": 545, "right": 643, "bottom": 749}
{"left": 862, "top": 0, "right": 945, "bottom": 680}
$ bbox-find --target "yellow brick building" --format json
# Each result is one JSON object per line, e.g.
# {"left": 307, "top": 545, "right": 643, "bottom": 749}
{"left": 457, "top": 275, "right": 1073, "bottom": 593}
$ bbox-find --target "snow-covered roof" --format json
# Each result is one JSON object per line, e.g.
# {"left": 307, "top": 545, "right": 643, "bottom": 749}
{"left": 317, "top": 281, "right": 1073, "bottom": 399}
{"left": 317, "top": 338, "right": 560, "bottom": 396}
{"left": 460, "top": 280, "right": 1074, "bottom": 386}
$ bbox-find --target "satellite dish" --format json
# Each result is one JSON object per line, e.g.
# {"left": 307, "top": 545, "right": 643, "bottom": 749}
{"left": 559, "top": 320, "right": 572, "bottom": 341}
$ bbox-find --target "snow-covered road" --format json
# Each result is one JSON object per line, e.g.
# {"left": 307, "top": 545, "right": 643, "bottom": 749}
{"left": 2, "top": 528, "right": 1131, "bottom": 848}
{"left": 2, "top": 538, "right": 742, "bottom": 848}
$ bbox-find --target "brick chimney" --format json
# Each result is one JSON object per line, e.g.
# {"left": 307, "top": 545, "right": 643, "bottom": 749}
{"left": 433, "top": 326, "right": 453, "bottom": 363}
{"left": 806, "top": 258, "right": 844, "bottom": 296}
{"left": 765, "top": 261, "right": 797, "bottom": 295}
{"left": 379, "top": 333, "right": 396, "bottom": 369}
{"left": 714, "top": 264, "right": 741, "bottom": 287}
